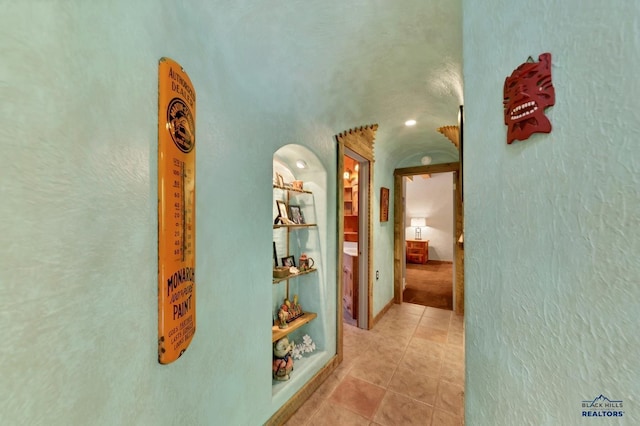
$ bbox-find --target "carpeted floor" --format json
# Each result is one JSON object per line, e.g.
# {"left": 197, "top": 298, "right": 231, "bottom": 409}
{"left": 403, "top": 261, "right": 453, "bottom": 310}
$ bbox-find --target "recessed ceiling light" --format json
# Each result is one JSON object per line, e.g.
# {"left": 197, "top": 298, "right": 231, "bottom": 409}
{"left": 421, "top": 156, "right": 432, "bottom": 165}
{"left": 405, "top": 119, "right": 417, "bottom": 127}
{"left": 295, "top": 160, "right": 307, "bottom": 169}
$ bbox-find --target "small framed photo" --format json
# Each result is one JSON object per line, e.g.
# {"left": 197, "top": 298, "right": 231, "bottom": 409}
{"left": 281, "top": 255, "right": 296, "bottom": 267}
{"left": 289, "top": 205, "right": 305, "bottom": 224}
{"left": 275, "top": 172, "right": 284, "bottom": 187}
{"left": 276, "top": 200, "right": 289, "bottom": 220}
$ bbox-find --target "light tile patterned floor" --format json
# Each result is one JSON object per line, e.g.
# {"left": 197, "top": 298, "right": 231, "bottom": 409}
{"left": 285, "top": 303, "right": 464, "bottom": 426}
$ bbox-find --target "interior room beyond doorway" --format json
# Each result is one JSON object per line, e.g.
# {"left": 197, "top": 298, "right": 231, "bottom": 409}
{"left": 393, "top": 161, "right": 463, "bottom": 315}
{"left": 342, "top": 154, "right": 359, "bottom": 326}
{"left": 402, "top": 172, "right": 455, "bottom": 310}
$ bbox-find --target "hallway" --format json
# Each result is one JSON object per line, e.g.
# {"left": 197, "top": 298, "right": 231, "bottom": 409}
{"left": 286, "top": 303, "right": 464, "bottom": 425}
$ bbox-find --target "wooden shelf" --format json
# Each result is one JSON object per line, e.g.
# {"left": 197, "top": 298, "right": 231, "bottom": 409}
{"left": 272, "top": 268, "right": 317, "bottom": 284}
{"left": 273, "top": 184, "right": 312, "bottom": 194}
{"left": 272, "top": 312, "right": 317, "bottom": 342}
{"left": 273, "top": 223, "right": 317, "bottom": 229}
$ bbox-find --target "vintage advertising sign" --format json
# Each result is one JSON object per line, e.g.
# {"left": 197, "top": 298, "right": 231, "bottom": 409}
{"left": 158, "top": 57, "right": 196, "bottom": 364}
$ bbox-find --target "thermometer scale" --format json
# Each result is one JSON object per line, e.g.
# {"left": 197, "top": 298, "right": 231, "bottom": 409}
{"left": 158, "top": 57, "right": 196, "bottom": 365}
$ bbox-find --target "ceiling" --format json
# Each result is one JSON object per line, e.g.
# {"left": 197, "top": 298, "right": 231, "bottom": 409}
{"left": 208, "top": 1, "right": 462, "bottom": 167}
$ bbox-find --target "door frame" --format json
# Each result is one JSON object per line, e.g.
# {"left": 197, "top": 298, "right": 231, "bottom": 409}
{"left": 393, "top": 161, "right": 464, "bottom": 314}
{"left": 341, "top": 148, "right": 370, "bottom": 329}
{"left": 336, "top": 125, "right": 377, "bottom": 343}
{"left": 337, "top": 147, "right": 373, "bottom": 330}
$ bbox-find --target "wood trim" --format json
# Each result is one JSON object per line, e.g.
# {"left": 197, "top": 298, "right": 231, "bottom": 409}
{"left": 336, "top": 143, "right": 345, "bottom": 358}
{"left": 265, "top": 355, "right": 341, "bottom": 426}
{"left": 437, "top": 125, "right": 460, "bottom": 149}
{"left": 393, "top": 162, "right": 464, "bottom": 314}
{"left": 366, "top": 158, "right": 374, "bottom": 329}
{"left": 454, "top": 170, "right": 465, "bottom": 315}
{"left": 393, "top": 173, "right": 404, "bottom": 304}
{"left": 372, "top": 297, "right": 395, "bottom": 327}
{"left": 394, "top": 162, "right": 459, "bottom": 177}
{"left": 271, "top": 312, "right": 317, "bottom": 342}
{"left": 336, "top": 124, "right": 378, "bottom": 162}
{"left": 336, "top": 124, "right": 378, "bottom": 330}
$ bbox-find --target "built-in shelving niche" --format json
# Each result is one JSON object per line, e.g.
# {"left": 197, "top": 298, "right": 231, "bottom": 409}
{"left": 270, "top": 145, "right": 336, "bottom": 413}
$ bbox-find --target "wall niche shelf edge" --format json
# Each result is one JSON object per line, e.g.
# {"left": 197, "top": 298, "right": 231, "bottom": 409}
{"left": 272, "top": 268, "right": 317, "bottom": 284}
{"left": 271, "top": 312, "right": 317, "bottom": 342}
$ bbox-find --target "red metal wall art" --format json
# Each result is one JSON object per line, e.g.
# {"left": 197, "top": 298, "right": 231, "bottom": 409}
{"left": 503, "top": 53, "right": 555, "bottom": 144}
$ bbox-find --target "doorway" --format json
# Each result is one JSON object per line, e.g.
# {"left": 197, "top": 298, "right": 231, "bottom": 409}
{"left": 336, "top": 124, "right": 377, "bottom": 335}
{"left": 402, "top": 172, "right": 455, "bottom": 310}
{"left": 342, "top": 153, "right": 359, "bottom": 326}
{"left": 341, "top": 151, "right": 370, "bottom": 329}
{"left": 393, "top": 162, "right": 464, "bottom": 315}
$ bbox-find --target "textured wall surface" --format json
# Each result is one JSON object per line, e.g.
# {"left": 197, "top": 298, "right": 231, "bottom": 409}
{"left": 0, "top": 0, "right": 464, "bottom": 424}
{"left": 0, "top": 1, "right": 340, "bottom": 424}
{"left": 463, "top": 0, "right": 640, "bottom": 424}
{"left": 370, "top": 148, "right": 396, "bottom": 316}
{"left": 405, "top": 172, "right": 455, "bottom": 261}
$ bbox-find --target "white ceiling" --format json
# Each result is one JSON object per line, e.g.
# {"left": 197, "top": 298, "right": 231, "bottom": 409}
{"left": 208, "top": 0, "right": 462, "bottom": 167}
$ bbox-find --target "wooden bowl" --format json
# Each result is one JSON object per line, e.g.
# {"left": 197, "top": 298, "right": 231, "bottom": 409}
{"left": 273, "top": 267, "right": 290, "bottom": 278}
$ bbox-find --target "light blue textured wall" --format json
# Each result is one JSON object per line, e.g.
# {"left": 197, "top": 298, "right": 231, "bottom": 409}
{"left": 0, "top": 2, "right": 337, "bottom": 424}
{"left": 463, "top": 0, "right": 640, "bottom": 424}
{"left": 371, "top": 149, "right": 396, "bottom": 316}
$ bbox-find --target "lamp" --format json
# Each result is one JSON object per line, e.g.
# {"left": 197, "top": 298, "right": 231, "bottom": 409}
{"left": 410, "top": 217, "right": 426, "bottom": 240}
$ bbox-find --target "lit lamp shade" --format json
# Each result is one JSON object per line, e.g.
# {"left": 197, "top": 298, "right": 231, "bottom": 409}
{"left": 410, "top": 217, "right": 426, "bottom": 240}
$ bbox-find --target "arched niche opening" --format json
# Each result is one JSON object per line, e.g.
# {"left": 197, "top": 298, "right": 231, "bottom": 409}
{"left": 269, "top": 144, "right": 336, "bottom": 417}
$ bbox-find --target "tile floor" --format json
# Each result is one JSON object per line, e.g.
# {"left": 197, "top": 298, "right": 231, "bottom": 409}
{"left": 285, "top": 303, "right": 464, "bottom": 426}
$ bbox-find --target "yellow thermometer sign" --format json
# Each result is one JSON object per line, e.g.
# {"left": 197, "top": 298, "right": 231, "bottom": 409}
{"left": 158, "top": 57, "right": 196, "bottom": 364}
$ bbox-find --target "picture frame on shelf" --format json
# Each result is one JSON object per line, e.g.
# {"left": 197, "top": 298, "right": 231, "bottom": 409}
{"left": 289, "top": 205, "right": 305, "bottom": 224}
{"left": 281, "top": 256, "right": 296, "bottom": 267}
{"left": 275, "top": 172, "right": 284, "bottom": 187}
{"left": 276, "top": 200, "right": 289, "bottom": 220}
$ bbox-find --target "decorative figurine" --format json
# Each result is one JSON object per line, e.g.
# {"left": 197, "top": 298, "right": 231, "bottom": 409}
{"left": 291, "top": 294, "right": 303, "bottom": 320}
{"left": 277, "top": 300, "right": 290, "bottom": 329}
{"left": 276, "top": 297, "right": 304, "bottom": 326}
{"left": 273, "top": 337, "right": 295, "bottom": 381}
